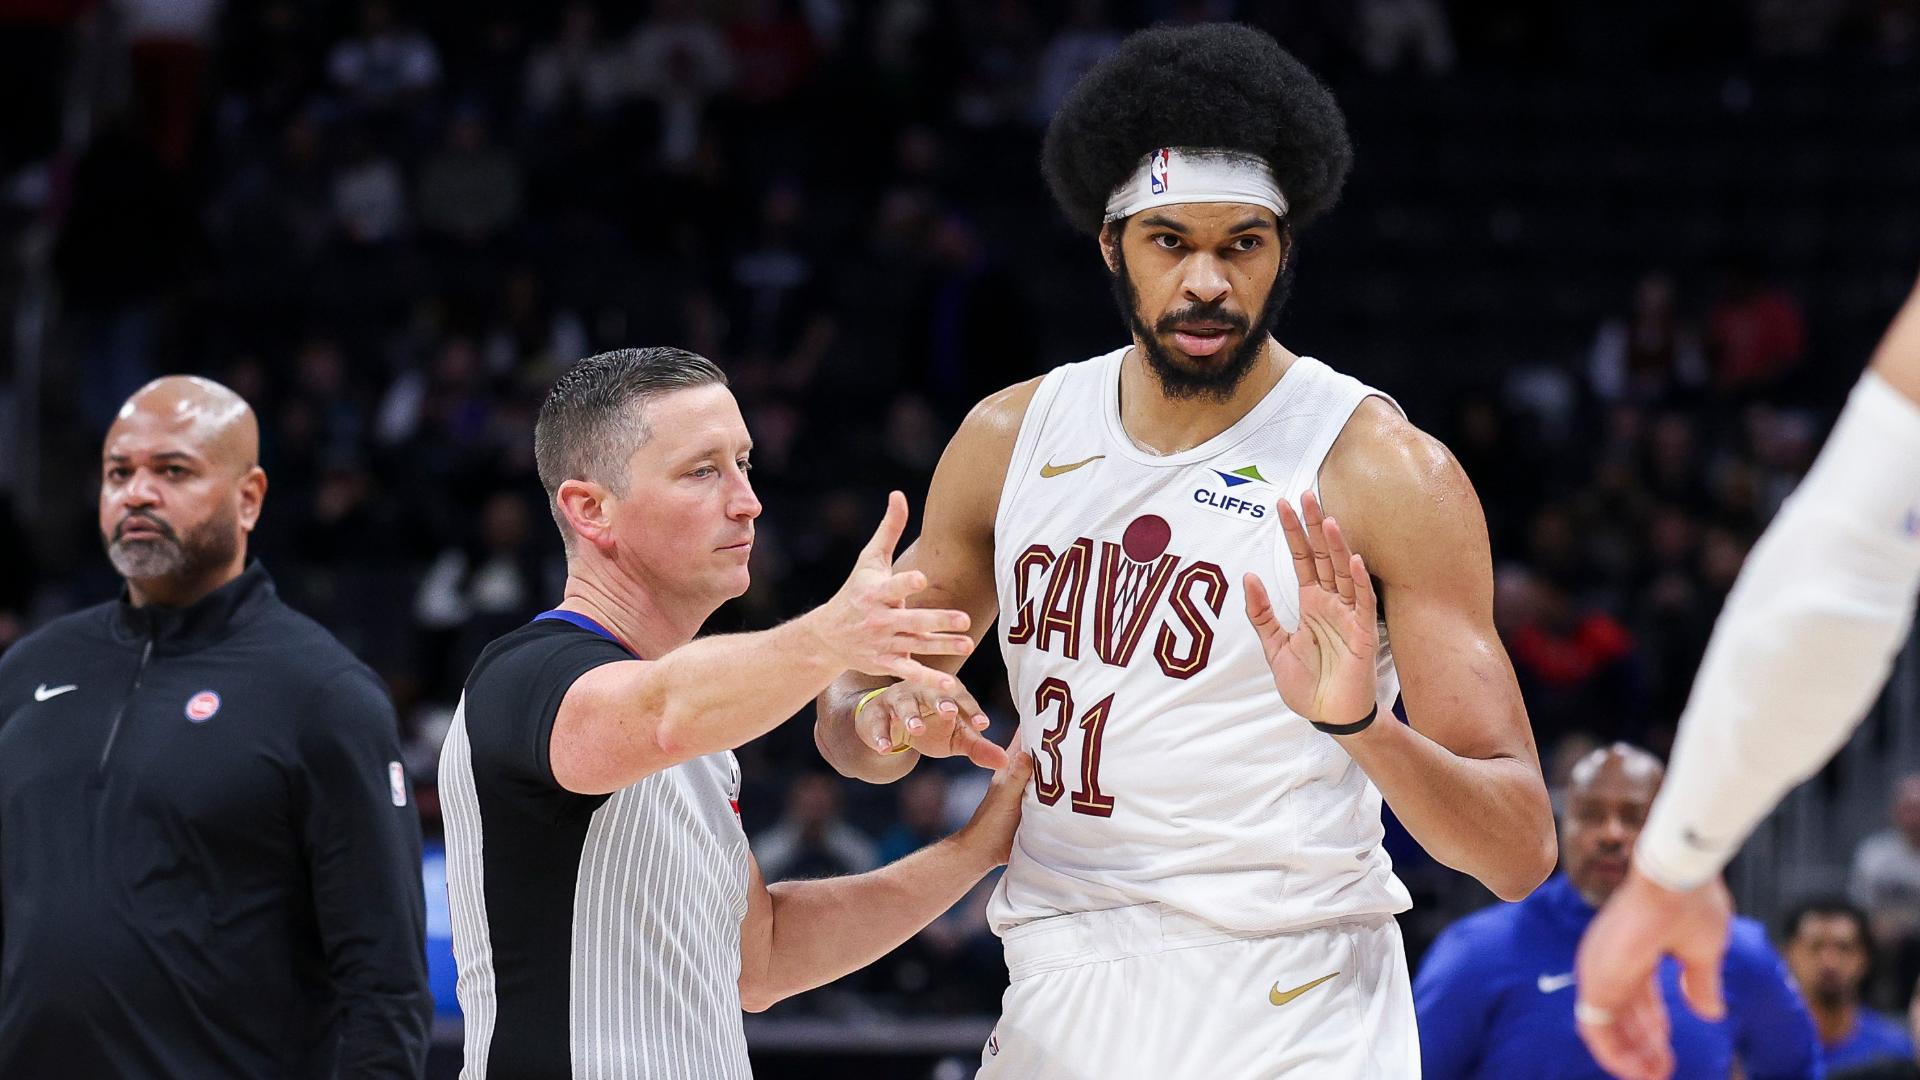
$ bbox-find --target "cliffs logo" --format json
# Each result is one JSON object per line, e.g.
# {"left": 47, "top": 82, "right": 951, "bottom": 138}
{"left": 1193, "top": 464, "right": 1271, "bottom": 521}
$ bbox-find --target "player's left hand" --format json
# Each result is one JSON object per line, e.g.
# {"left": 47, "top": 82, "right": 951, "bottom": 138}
{"left": 1243, "top": 490, "right": 1379, "bottom": 730}
{"left": 1574, "top": 865, "right": 1732, "bottom": 1080}
{"left": 854, "top": 679, "right": 1009, "bottom": 771}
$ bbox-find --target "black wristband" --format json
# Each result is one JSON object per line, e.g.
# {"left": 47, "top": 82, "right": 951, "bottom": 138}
{"left": 1312, "top": 704, "right": 1378, "bottom": 736}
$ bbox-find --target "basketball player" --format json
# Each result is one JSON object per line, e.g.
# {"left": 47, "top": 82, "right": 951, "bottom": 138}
{"left": 814, "top": 24, "right": 1555, "bottom": 1077}
{"left": 1575, "top": 273, "right": 1920, "bottom": 1080}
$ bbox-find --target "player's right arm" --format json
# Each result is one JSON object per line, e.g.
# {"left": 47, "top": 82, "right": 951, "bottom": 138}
{"left": 1577, "top": 270, "right": 1920, "bottom": 1080}
{"left": 1632, "top": 272, "right": 1920, "bottom": 891}
{"left": 814, "top": 378, "right": 1043, "bottom": 784}
{"left": 549, "top": 492, "right": 973, "bottom": 795}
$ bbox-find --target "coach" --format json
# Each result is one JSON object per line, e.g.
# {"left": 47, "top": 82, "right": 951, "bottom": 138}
{"left": 442, "top": 348, "right": 1027, "bottom": 1079}
{"left": 0, "top": 377, "right": 431, "bottom": 1076}
{"left": 1414, "top": 742, "right": 1817, "bottom": 1080}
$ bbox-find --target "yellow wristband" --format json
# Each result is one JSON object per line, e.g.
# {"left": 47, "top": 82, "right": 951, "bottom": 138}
{"left": 853, "top": 686, "right": 913, "bottom": 754}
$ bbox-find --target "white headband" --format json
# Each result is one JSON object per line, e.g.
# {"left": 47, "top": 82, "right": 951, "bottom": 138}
{"left": 1102, "top": 147, "right": 1289, "bottom": 223}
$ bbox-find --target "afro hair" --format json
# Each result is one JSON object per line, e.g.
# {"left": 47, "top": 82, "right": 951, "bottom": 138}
{"left": 1041, "top": 23, "right": 1353, "bottom": 236}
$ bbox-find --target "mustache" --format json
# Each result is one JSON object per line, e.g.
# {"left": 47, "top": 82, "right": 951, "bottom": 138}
{"left": 1154, "top": 301, "right": 1249, "bottom": 336}
{"left": 113, "top": 511, "right": 178, "bottom": 543}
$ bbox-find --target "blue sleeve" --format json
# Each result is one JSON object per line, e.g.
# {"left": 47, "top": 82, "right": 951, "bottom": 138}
{"left": 1725, "top": 919, "right": 1822, "bottom": 1080}
{"left": 1414, "top": 920, "right": 1498, "bottom": 1080}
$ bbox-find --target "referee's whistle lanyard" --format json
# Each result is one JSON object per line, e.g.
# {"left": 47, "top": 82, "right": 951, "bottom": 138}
{"left": 533, "top": 609, "right": 641, "bottom": 659}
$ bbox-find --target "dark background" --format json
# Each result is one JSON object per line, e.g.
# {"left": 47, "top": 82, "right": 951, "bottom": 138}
{"left": 1, "top": 0, "right": 1917, "bottom": 1075}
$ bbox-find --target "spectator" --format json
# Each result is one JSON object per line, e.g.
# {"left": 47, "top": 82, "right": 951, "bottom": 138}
{"left": 951, "top": 0, "right": 1042, "bottom": 129}
{"left": 414, "top": 490, "right": 553, "bottom": 694}
{"left": 0, "top": 0, "right": 87, "bottom": 181}
{"left": 116, "top": 0, "right": 223, "bottom": 172}
{"left": 625, "top": 0, "right": 735, "bottom": 166}
{"left": 1830, "top": 977, "right": 1920, "bottom": 1080}
{"left": 330, "top": 128, "right": 408, "bottom": 246}
{"left": 53, "top": 116, "right": 194, "bottom": 429}
{"left": 210, "top": 109, "right": 335, "bottom": 264}
{"left": 905, "top": 213, "right": 1037, "bottom": 418}
{"left": 1709, "top": 259, "right": 1807, "bottom": 398}
{"left": 1865, "top": 0, "right": 1920, "bottom": 66}
{"left": 1415, "top": 742, "right": 1817, "bottom": 1079}
{"left": 752, "top": 771, "right": 879, "bottom": 882}
{"left": 523, "top": 1, "right": 626, "bottom": 118}
{"left": 877, "top": 768, "right": 952, "bottom": 865}
{"left": 1853, "top": 776, "right": 1920, "bottom": 997}
{"left": 327, "top": 0, "right": 442, "bottom": 114}
{"left": 1751, "top": 0, "right": 1848, "bottom": 58}
{"left": 1589, "top": 272, "right": 1708, "bottom": 407}
{"left": 415, "top": 109, "right": 523, "bottom": 247}
{"left": 1030, "top": 0, "right": 1121, "bottom": 123}
{"left": 726, "top": 0, "right": 818, "bottom": 108}
{"left": 1782, "top": 898, "right": 1917, "bottom": 1074}
{"left": 1500, "top": 567, "right": 1645, "bottom": 743}
{"left": 1356, "top": 0, "right": 1458, "bottom": 75}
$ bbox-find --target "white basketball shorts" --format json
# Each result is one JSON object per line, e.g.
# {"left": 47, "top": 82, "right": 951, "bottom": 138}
{"left": 977, "top": 903, "right": 1418, "bottom": 1079}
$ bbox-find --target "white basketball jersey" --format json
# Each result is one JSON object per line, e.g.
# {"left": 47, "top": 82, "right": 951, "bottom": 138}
{"left": 987, "top": 347, "right": 1414, "bottom": 935}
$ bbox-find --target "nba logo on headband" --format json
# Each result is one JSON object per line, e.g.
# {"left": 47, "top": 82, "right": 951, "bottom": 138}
{"left": 1149, "top": 148, "right": 1170, "bottom": 194}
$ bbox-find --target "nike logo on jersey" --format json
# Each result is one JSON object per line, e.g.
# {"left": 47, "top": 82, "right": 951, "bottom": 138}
{"left": 1269, "top": 972, "right": 1339, "bottom": 1006}
{"left": 1537, "top": 972, "right": 1577, "bottom": 994}
{"left": 34, "top": 684, "right": 76, "bottom": 702}
{"left": 1039, "top": 454, "right": 1104, "bottom": 478}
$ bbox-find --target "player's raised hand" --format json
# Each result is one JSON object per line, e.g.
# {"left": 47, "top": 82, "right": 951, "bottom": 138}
{"left": 810, "top": 492, "right": 972, "bottom": 693}
{"left": 852, "top": 679, "right": 1009, "bottom": 770}
{"left": 1574, "top": 866, "right": 1732, "bottom": 1080}
{"left": 1243, "top": 490, "right": 1379, "bottom": 730}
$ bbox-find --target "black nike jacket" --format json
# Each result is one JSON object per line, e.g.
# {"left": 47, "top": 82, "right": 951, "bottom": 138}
{"left": 0, "top": 561, "right": 431, "bottom": 1078}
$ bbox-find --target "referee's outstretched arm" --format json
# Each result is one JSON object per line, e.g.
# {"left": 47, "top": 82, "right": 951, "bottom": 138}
{"left": 548, "top": 493, "right": 975, "bottom": 795}
{"left": 737, "top": 744, "right": 1032, "bottom": 1011}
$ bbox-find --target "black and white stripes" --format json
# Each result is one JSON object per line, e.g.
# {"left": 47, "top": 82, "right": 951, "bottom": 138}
{"left": 439, "top": 618, "right": 753, "bottom": 1079}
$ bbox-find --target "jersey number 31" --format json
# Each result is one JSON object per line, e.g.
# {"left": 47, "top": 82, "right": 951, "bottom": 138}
{"left": 1032, "top": 677, "right": 1115, "bottom": 817}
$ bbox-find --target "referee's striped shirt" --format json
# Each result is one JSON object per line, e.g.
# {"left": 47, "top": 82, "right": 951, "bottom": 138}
{"left": 440, "top": 612, "right": 751, "bottom": 1079}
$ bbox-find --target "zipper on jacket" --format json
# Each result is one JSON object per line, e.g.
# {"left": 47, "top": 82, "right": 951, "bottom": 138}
{"left": 96, "top": 634, "right": 155, "bottom": 773}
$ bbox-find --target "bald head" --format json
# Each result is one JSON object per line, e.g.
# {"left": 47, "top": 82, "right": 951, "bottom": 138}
{"left": 1568, "top": 743, "right": 1665, "bottom": 798}
{"left": 100, "top": 376, "right": 267, "bottom": 607}
{"left": 1563, "top": 743, "right": 1666, "bottom": 907}
{"left": 112, "top": 376, "right": 259, "bottom": 474}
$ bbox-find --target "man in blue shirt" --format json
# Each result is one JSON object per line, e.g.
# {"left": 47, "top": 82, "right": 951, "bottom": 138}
{"left": 1415, "top": 742, "right": 1819, "bottom": 1079}
{"left": 1782, "top": 897, "right": 1915, "bottom": 1073}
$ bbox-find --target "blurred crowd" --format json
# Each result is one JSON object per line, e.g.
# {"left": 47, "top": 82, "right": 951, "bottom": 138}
{"left": 2, "top": 0, "right": 1920, "bottom": 1037}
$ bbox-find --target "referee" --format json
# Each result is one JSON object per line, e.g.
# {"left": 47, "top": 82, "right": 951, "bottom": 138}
{"left": 0, "top": 377, "right": 431, "bottom": 1076}
{"left": 442, "top": 348, "right": 1028, "bottom": 1078}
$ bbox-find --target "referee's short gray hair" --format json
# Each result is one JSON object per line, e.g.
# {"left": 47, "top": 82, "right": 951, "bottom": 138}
{"left": 534, "top": 347, "right": 729, "bottom": 549}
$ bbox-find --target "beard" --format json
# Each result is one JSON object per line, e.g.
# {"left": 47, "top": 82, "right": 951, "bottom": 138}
{"left": 1109, "top": 243, "right": 1294, "bottom": 403}
{"left": 1807, "top": 979, "right": 1852, "bottom": 1009}
{"left": 104, "top": 507, "right": 240, "bottom": 588}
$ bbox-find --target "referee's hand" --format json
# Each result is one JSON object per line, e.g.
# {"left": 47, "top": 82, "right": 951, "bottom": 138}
{"left": 809, "top": 492, "right": 975, "bottom": 694}
{"left": 955, "top": 735, "right": 1032, "bottom": 867}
